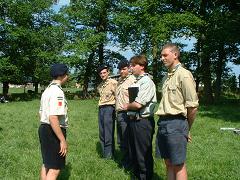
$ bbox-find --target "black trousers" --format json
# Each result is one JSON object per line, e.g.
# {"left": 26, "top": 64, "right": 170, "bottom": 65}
{"left": 117, "top": 111, "right": 131, "bottom": 166}
{"left": 98, "top": 105, "right": 115, "bottom": 158}
{"left": 129, "top": 116, "right": 155, "bottom": 180}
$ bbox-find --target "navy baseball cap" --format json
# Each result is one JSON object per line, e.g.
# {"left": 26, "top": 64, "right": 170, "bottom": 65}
{"left": 117, "top": 60, "right": 129, "bottom": 69}
{"left": 50, "top": 63, "right": 68, "bottom": 78}
{"left": 97, "top": 64, "right": 108, "bottom": 74}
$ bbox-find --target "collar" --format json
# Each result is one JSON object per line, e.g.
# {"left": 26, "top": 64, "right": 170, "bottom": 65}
{"left": 134, "top": 73, "right": 148, "bottom": 82}
{"left": 118, "top": 75, "right": 130, "bottom": 84}
{"left": 49, "top": 81, "right": 62, "bottom": 89}
{"left": 168, "top": 63, "right": 181, "bottom": 77}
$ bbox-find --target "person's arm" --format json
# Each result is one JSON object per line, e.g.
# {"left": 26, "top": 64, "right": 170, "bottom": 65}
{"left": 186, "top": 107, "right": 198, "bottom": 142}
{"left": 123, "top": 101, "right": 142, "bottom": 111}
{"left": 49, "top": 115, "right": 67, "bottom": 157}
{"left": 187, "top": 107, "right": 198, "bottom": 130}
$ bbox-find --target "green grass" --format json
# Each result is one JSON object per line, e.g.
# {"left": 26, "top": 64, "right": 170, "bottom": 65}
{"left": 0, "top": 98, "right": 239, "bottom": 179}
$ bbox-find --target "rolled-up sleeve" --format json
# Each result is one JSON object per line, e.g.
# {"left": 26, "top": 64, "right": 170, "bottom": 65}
{"left": 135, "top": 80, "right": 155, "bottom": 106}
{"left": 181, "top": 72, "right": 199, "bottom": 108}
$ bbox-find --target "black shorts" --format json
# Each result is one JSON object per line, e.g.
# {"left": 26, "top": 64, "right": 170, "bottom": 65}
{"left": 156, "top": 118, "right": 188, "bottom": 165}
{"left": 38, "top": 124, "right": 66, "bottom": 169}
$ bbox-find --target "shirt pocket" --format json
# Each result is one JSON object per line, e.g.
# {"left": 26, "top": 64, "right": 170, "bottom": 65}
{"left": 104, "top": 90, "right": 112, "bottom": 101}
{"left": 168, "top": 84, "right": 178, "bottom": 103}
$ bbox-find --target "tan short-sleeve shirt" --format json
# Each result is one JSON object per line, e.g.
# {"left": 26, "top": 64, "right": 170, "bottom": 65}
{"left": 115, "top": 75, "right": 135, "bottom": 112}
{"left": 98, "top": 78, "right": 117, "bottom": 106}
{"left": 155, "top": 65, "right": 199, "bottom": 117}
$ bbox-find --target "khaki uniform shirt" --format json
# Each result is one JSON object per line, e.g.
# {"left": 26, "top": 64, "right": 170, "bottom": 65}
{"left": 39, "top": 82, "right": 68, "bottom": 128}
{"left": 129, "top": 73, "right": 157, "bottom": 118}
{"left": 155, "top": 64, "right": 199, "bottom": 117}
{"left": 97, "top": 78, "right": 117, "bottom": 106}
{"left": 115, "top": 75, "right": 136, "bottom": 112}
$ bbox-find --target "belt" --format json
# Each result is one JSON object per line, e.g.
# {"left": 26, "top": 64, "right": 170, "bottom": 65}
{"left": 159, "top": 114, "right": 186, "bottom": 121}
{"left": 129, "top": 115, "right": 153, "bottom": 121}
{"left": 117, "top": 110, "right": 127, "bottom": 114}
{"left": 99, "top": 104, "right": 115, "bottom": 108}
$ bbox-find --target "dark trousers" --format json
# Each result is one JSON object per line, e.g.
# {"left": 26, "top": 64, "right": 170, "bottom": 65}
{"left": 98, "top": 105, "right": 115, "bottom": 158}
{"left": 117, "top": 111, "right": 131, "bottom": 166}
{"left": 129, "top": 117, "right": 155, "bottom": 180}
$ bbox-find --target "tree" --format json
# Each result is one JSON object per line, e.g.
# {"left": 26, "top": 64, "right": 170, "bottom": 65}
{"left": 61, "top": 0, "right": 126, "bottom": 97}
{"left": 112, "top": 0, "right": 203, "bottom": 86}
{"left": 0, "top": 0, "right": 67, "bottom": 94}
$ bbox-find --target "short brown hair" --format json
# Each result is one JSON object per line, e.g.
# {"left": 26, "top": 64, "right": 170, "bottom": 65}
{"left": 130, "top": 55, "right": 148, "bottom": 71}
{"left": 162, "top": 43, "right": 180, "bottom": 59}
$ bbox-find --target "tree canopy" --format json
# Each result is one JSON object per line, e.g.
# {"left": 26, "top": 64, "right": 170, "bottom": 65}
{"left": 0, "top": 0, "right": 239, "bottom": 103}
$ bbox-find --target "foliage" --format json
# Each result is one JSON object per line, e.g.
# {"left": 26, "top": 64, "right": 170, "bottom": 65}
{"left": 0, "top": 0, "right": 239, "bottom": 97}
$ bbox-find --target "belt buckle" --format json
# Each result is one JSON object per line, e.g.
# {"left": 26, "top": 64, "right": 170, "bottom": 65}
{"left": 129, "top": 116, "right": 135, "bottom": 120}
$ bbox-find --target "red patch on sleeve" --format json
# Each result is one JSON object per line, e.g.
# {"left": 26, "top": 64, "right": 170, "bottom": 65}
{"left": 58, "top": 101, "right": 62, "bottom": 106}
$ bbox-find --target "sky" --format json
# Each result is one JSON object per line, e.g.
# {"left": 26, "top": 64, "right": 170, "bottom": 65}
{"left": 53, "top": 0, "right": 239, "bottom": 77}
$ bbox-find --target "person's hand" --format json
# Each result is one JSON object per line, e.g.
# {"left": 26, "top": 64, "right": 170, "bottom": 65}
{"left": 123, "top": 104, "right": 128, "bottom": 111}
{"left": 187, "top": 132, "right": 192, "bottom": 143}
{"left": 59, "top": 140, "right": 68, "bottom": 156}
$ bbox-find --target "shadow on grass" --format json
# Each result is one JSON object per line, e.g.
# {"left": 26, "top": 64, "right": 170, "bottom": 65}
{"left": 96, "top": 141, "right": 103, "bottom": 158}
{"left": 199, "top": 101, "right": 240, "bottom": 123}
{"left": 58, "top": 163, "right": 72, "bottom": 180}
{"left": 0, "top": 127, "right": 3, "bottom": 132}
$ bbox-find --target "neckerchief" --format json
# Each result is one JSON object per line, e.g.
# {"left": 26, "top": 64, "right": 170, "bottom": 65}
{"left": 167, "top": 63, "right": 181, "bottom": 78}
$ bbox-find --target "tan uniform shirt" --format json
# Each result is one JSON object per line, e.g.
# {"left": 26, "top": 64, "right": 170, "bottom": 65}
{"left": 155, "top": 65, "right": 199, "bottom": 117}
{"left": 98, "top": 78, "right": 117, "bottom": 106}
{"left": 115, "top": 75, "right": 136, "bottom": 112}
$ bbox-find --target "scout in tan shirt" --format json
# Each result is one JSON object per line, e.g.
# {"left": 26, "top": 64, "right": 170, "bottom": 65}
{"left": 115, "top": 60, "right": 135, "bottom": 169}
{"left": 97, "top": 65, "right": 117, "bottom": 158}
{"left": 156, "top": 43, "right": 199, "bottom": 180}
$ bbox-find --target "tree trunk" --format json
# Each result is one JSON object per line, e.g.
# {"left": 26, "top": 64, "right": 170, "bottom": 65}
{"left": 201, "top": 53, "right": 214, "bottom": 104}
{"left": 198, "top": 0, "right": 214, "bottom": 104}
{"left": 195, "top": 40, "right": 202, "bottom": 92}
{"left": 215, "top": 43, "right": 225, "bottom": 99}
{"left": 34, "top": 82, "right": 38, "bottom": 94}
{"left": 151, "top": 38, "right": 158, "bottom": 88}
{"left": 83, "top": 51, "right": 95, "bottom": 98}
{"left": 2, "top": 82, "right": 9, "bottom": 97}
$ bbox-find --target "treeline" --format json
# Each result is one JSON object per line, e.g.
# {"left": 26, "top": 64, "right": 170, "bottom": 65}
{"left": 0, "top": 0, "right": 239, "bottom": 103}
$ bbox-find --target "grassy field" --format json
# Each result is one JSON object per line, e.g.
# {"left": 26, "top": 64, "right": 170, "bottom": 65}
{"left": 0, "top": 97, "right": 239, "bottom": 179}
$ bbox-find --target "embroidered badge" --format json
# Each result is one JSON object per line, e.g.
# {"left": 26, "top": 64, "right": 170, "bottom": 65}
{"left": 57, "top": 96, "right": 63, "bottom": 106}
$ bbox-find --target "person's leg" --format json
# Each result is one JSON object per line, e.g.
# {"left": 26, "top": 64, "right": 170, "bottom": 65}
{"left": 117, "top": 112, "right": 130, "bottom": 166}
{"left": 98, "top": 107, "right": 105, "bottom": 156}
{"left": 133, "top": 118, "right": 154, "bottom": 180}
{"left": 40, "top": 164, "right": 48, "bottom": 180}
{"left": 164, "top": 159, "right": 187, "bottom": 180}
{"left": 117, "top": 112, "right": 128, "bottom": 151}
{"left": 173, "top": 163, "right": 187, "bottom": 180}
{"left": 164, "top": 159, "right": 175, "bottom": 180}
{"left": 129, "top": 120, "right": 138, "bottom": 177}
{"left": 46, "top": 169, "right": 61, "bottom": 180}
{"left": 103, "top": 106, "right": 115, "bottom": 158}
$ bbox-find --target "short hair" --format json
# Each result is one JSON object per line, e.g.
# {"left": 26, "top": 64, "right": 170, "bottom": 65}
{"left": 162, "top": 43, "right": 180, "bottom": 59}
{"left": 130, "top": 55, "right": 148, "bottom": 71}
{"left": 117, "top": 60, "right": 129, "bottom": 69}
